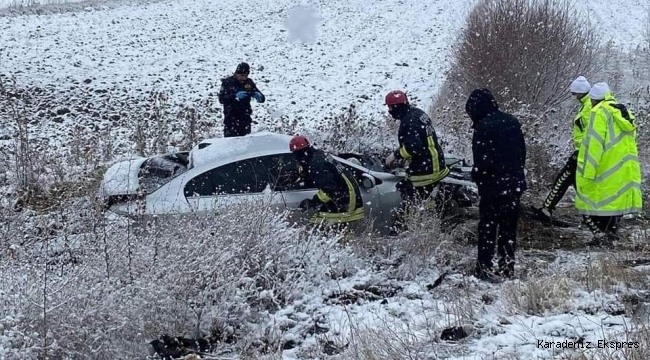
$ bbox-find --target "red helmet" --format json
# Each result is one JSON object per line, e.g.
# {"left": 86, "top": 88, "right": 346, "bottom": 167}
{"left": 289, "top": 135, "right": 311, "bottom": 152}
{"left": 385, "top": 90, "right": 408, "bottom": 106}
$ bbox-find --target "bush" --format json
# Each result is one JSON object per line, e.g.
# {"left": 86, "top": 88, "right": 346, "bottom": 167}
{"left": 0, "top": 196, "right": 364, "bottom": 359}
{"left": 451, "top": 0, "right": 600, "bottom": 111}
{"left": 431, "top": 0, "right": 602, "bottom": 188}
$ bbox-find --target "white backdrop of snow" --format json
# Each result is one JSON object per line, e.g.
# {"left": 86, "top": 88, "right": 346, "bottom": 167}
{"left": 1, "top": 0, "right": 650, "bottom": 359}
{"left": 1, "top": 0, "right": 647, "bottom": 152}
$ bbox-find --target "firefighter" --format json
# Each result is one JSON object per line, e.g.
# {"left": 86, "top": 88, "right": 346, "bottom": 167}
{"left": 535, "top": 76, "right": 592, "bottom": 221}
{"left": 383, "top": 90, "right": 450, "bottom": 230}
{"left": 575, "top": 82, "right": 642, "bottom": 245}
{"left": 217, "top": 62, "right": 265, "bottom": 137}
{"left": 289, "top": 135, "right": 365, "bottom": 226}
{"left": 466, "top": 88, "right": 527, "bottom": 280}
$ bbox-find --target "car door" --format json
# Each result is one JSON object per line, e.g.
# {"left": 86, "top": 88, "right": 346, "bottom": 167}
{"left": 183, "top": 159, "right": 277, "bottom": 213}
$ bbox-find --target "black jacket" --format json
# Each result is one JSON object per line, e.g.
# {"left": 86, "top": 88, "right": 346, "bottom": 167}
{"left": 298, "top": 149, "right": 363, "bottom": 213}
{"left": 466, "top": 89, "right": 527, "bottom": 197}
{"left": 217, "top": 75, "right": 265, "bottom": 119}
{"left": 392, "top": 105, "right": 448, "bottom": 181}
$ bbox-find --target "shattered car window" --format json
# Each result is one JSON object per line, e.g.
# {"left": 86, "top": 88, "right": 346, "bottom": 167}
{"left": 139, "top": 153, "right": 189, "bottom": 194}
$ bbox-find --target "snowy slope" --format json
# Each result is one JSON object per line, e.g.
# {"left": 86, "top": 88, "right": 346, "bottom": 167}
{"left": 1, "top": 0, "right": 648, "bottom": 158}
{"left": 0, "top": 0, "right": 472, "bottom": 129}
{"left": 1, "top": 1, "right": 650, "bottom": 359}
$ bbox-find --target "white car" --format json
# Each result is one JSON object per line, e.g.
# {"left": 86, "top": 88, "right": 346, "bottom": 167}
{"left": 99, "top": 132, "right": 476, "bottom": 233}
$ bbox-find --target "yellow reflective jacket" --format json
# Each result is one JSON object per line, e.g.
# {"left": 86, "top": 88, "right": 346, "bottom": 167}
{"left": 575, "top": 94, "right": 642, "bottom": 216}
{"left": 572, "top": 95, "right": 592, "bottom": 151}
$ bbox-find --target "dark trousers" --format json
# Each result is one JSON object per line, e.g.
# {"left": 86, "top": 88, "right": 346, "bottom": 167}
{"left": 542, "top": 151, "right": 577, "bottom": 211}
{"left": 477, "top": 193, "right": 521, "bottom": 276}
{"left": 544, "top": 152, "right": 621, "bottom": 237}
{"left": 223, "top": 114, "right": 252, "bottom": 138}
{"left": 582, "top": 215, "right": 621, "bottom": 235}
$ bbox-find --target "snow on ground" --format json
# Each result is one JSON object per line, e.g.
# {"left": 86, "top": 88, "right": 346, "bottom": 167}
{"left": 1, "top": 0, "right": 647, "bottom": 160}
{"left": 1, "top": 0, "right": 650, "bottom": 359}
{"left": 0, "top": 0, "right": 77, "bottom": 7}
{"left": 265, "top": 247, "right": 650, "bottom": 360}
{"left": 0, "top": 0, "right": 473, "bottom": 135}
{"left": 582, "top": 0, "right": 650, "bottom": 50}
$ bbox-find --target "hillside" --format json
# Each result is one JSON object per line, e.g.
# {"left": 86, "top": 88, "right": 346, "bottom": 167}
{"left": 1, "top": 0, "right": 646, "bottom": 159}
{"left": 1, "top": 1, "right": 650, "bottom": 359}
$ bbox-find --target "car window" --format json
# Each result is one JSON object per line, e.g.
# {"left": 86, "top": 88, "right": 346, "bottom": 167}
{"left": 184, "top": 159, "right": 268, "bottom": 197}
{"left": 139, "top": 154, "right": 189, "bottom": 194}
{"left": 253, "top": 154, "right": 312, "bottom": 191}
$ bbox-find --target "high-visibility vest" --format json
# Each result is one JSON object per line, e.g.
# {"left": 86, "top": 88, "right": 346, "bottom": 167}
{"left": 572, "top": 95, "right": 592, "bottom": 151}
{"left": 575, "top": 94, "right": 642, "bottom": 216}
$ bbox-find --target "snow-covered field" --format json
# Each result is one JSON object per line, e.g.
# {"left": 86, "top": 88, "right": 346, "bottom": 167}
{"left": 1, "top": 0, "right": 650, "bottom": 359}
{"left": 0, "top": 0, "right": 74, "bottom": 7}
{"left": 2, "top": 0, "right": 647, "bottom": 156}
{"left": 0, "top": 0, "right": 477, "bottom": 161}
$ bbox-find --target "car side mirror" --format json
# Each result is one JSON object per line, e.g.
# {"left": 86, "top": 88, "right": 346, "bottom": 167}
{"left": 361, "top": 173, "right": 376, "bottom": 189}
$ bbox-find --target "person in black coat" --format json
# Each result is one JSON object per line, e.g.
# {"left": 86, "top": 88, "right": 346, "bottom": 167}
{"left": 465, "top": 88, "right": 527, "bottom": 280}
{"left": 217, "top": 62, "right": 265, "bottom": 137}
{"left": 289, "top": 135, "right": 365, "bottom": 225}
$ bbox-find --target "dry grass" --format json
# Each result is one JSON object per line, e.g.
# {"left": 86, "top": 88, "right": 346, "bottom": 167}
{"left": 502, "top": 275, "right": 574, "bottom": 315}
{"left": 350, "top": 204, "right": 469, "bottom": 281}
{"left": 567, "top": 256, "right": 649, "bottom": 294}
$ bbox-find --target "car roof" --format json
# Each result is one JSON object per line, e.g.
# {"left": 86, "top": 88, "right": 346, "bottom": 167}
{"left": 184, "top": 132, "right": 386, "bottom": 181}
{"left": 188, "top": 131, "right": 294, "bottom": 172}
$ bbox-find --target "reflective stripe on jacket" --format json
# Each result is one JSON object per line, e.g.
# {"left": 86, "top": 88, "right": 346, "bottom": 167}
{"left": 300, "top": 150, "right": 365, "bottom": 224}
{"left": 576, "top": 95, "right": 642, "bottom": 216}
{"left": 311, "top": 172, "right": 365, "bottom": 224}
{"left": 394, "top": 106, "right": 449, "bottom": 187}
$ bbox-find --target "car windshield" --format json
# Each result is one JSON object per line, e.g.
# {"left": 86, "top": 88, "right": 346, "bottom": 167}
{"left": 139, "top": 152, "right": 189, "bottom": 194}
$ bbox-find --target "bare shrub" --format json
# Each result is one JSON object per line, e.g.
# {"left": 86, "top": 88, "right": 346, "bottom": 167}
{"left": 451, "top": 0, "right": 600, "bottom": 111}
{"left": 0, "top": 195, "right": 364, "bottom": 359}
{"left": 0, "top": 78, "right": 57, "bottom": 207}
{"left": 175, "top": 98, "right": 220, "bottom": 151}
{"left": 432, "top": 0, "right": 602, "bottom": 184}
{"left": 133, "top": 90, "right": 173, "bottom": 157}
{"left": 351, "top": 204, "right": 468, "bottom": 282}
{"left": 646, "top": 5, "right": 650, "bottom": 51}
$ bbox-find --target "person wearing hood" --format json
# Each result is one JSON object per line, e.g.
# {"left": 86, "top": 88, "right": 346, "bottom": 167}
{"left": 535, "top": 76, "right": 592, "bottom": 221}
{"left": 465, "top": 88, "right": 527, "bottom": 280}
{"left": 575, "top": 82, "right": 642, "bottom": 245}
{"left": 383, "top": 90, "right": 450, "bottom": 231}
{"left": 218, "top": 62, "right": 266, "bottom": 137}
